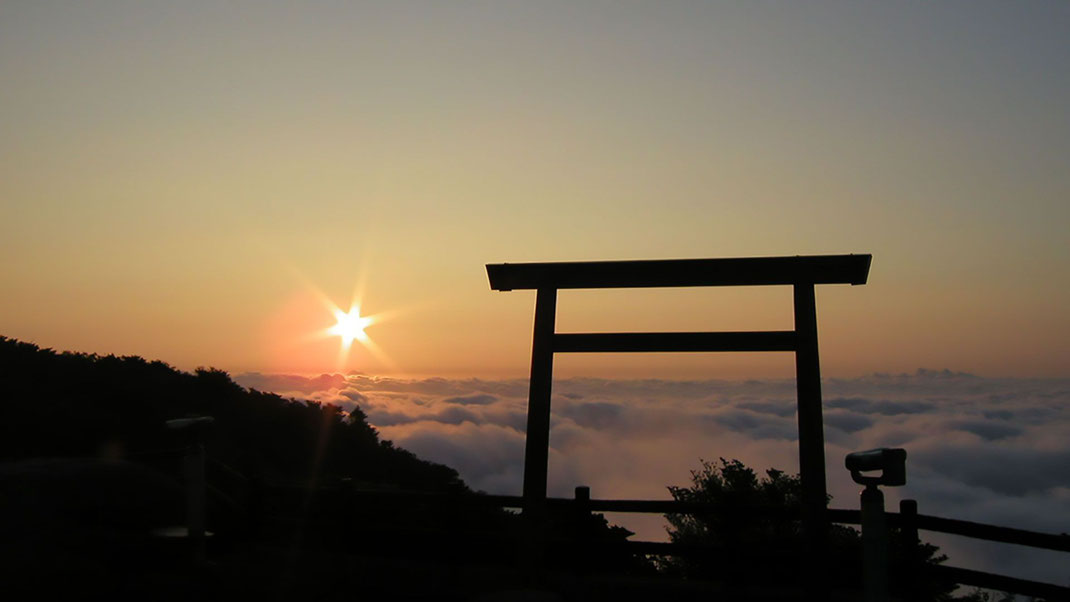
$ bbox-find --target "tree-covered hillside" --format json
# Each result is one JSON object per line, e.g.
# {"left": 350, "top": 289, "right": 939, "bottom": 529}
{"left": 0, "top": 336, "right": 465, "bottom": 491}
{"left": 0, "top": 336, "right": 644, "bottom": 600}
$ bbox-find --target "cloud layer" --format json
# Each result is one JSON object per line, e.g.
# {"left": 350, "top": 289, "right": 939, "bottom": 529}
{"left": 236, "top": 369, "right": 1070, "bottom": 585}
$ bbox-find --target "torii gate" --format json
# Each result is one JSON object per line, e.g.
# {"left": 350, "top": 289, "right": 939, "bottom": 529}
{"left": 486, "top": 253, "right": 872, "bottom": 565}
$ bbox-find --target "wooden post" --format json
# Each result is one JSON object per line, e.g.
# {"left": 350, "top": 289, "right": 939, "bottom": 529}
{"left": 523, "top": 287, "right": 557, "bottom": 514}
{"left": 574, "top": 485, "right": 591, "bottom": 506}
{"left": 521, "top": 287, "right": 556, "bottom": 578}
{"left": 185, "top": 439, "right": 207, "bottom": 564}
{"left": 794, "top": 282, "right": 828, "bottom": 590}
{"left": 574, "top": 485, "right": 592, "bottom": 529}
{"left": 900, "top": 499, "right": 920, "bottom": 602}
{"left": 574, "top": 485, "right": 592, "bottom": 570}
{"left": 166, "top": 416, "right": 213, "bottom": 565}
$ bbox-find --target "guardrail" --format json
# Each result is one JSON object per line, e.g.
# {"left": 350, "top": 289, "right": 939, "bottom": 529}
{"left": 895, "top": 499, "right": 1068, "bottom": 601}
{"left": 251, "top": 483, "right": 1068, "bottom": 599}
{"left": 158, "top": 429, "right": 1068, "bottom": 600}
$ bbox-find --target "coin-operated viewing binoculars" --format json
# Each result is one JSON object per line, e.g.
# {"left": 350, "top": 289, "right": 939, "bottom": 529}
{"left": 845, "top": 448, "right": 907, "bottom": 602}
{"left": 846, "top": 447, "right": 906, "bottom": 487}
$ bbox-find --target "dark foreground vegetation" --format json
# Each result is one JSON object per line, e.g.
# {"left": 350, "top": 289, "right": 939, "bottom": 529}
{"left": 0, "top": 337, "right": 639, "bottom": 600}
{"left": 0, "top": 337, "right": 1026, "bottom": 601}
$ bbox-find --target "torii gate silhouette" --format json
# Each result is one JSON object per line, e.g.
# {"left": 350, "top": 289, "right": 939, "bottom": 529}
{"left": 487, "top": 253, "right": 872, "bottom": 570}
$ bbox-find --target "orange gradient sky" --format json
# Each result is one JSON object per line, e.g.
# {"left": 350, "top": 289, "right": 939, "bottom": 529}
{"left": 1, "top": 2, "right": 1067, "bottom": 379}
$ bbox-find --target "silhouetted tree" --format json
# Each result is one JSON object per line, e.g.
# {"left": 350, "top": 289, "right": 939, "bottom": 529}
{"left": 664, "top": 458, "right": 962, "bottom": 600}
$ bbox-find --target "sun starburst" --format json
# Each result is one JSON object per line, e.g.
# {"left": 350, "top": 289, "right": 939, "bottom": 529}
{"left": 327, "top": 306, "right": 373, "bottom": 347}
{"left": 318, "top": 294, "right": 395, "bottom": 371}
{"left": 277, "top": 256, "right": 400, "bottom": 371}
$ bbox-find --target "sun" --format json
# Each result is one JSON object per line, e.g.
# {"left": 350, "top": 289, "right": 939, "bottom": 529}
{"left": 327, "top": 306, "right": 373, "bottom": 348}
{"left": 281, "top": 264, "right": 399, "bottom": 371}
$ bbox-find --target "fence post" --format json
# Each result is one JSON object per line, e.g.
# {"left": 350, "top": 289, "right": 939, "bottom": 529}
{"left": 900, "top": 499, "right": 920, "bottom": 602}
{"left": 574, "top": 485, "right": 591, "bottom": 520}
{"left": 166, "top": 416, "right": 214, "bottom": 565}
{"left": 574, "top": 486, "right": 592, "bottom": 572}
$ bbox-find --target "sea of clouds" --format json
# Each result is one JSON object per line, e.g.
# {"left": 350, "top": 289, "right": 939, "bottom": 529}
{"left": 235, "top": 369, "right": 1070, "bottom": 586}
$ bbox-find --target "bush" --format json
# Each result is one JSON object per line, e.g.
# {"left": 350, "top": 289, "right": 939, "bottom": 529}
{"left": 664, "top": 458, "right": 960, "bottom": 600}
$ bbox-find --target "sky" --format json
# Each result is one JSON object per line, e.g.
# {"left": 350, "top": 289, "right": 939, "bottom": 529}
{"left": 1, "top": 1, "right": 1067, "bottom": 380}
{"left": 2, "top": 1, "right": 1068, "bottom": 587}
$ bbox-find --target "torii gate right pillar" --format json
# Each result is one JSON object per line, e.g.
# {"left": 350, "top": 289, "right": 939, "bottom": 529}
{"left": 794, "top": 282, "right": 828, "bottom": 585}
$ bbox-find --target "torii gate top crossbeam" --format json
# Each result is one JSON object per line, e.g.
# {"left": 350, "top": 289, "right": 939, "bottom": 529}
{"left": 487, "top": 254, "right": 871, "bottom": 291}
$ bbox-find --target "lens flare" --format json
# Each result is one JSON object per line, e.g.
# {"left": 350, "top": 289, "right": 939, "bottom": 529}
{"left": 274, "top": 255, "right": 400, "bottom": 371}
{"left": 327, "top": 306, "right": 372, "bottom": 347}
{"left": 318, "top": 293, "right": 396, "bottom": 372}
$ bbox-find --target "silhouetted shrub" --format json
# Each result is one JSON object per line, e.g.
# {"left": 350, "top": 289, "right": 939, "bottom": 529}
{"left": 665, "top": 458, "right": 961, "bottom": 600}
